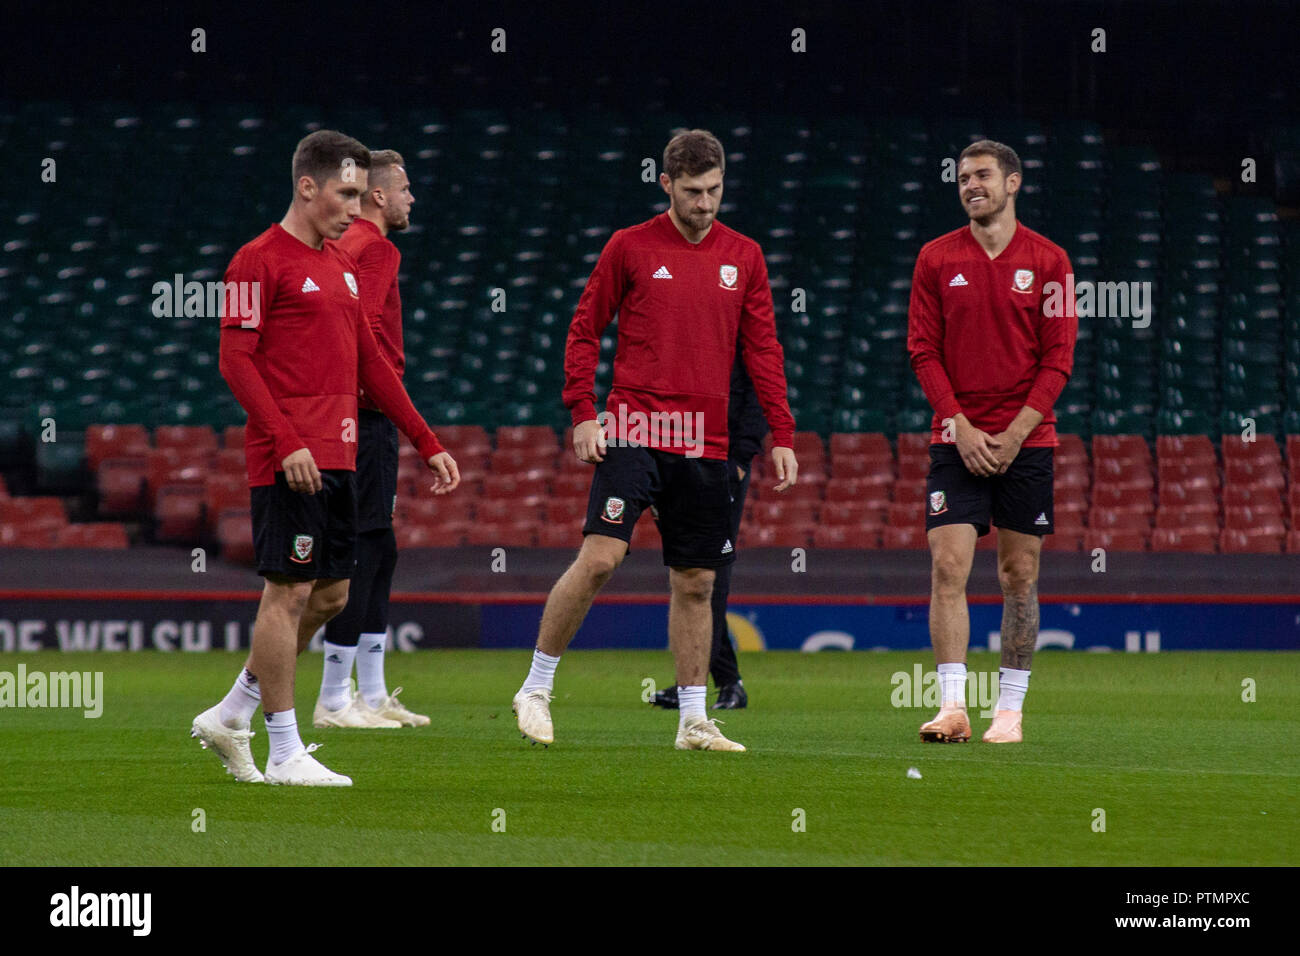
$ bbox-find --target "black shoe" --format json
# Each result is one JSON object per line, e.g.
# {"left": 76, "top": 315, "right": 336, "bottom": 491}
{"left": 650, "top": 684, "right": 679, "bottom": 709}
{"left": 712, "top": 681, "right": 748, "bottom": 710}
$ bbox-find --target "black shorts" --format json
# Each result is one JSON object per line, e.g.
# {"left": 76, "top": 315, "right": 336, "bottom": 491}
{"left": 925, "top": 444, "right": 1054, "bottom": 537}
{"left": 355, "top": 408, "right": 399, "bottom": 532}
{"left": 251, "top": 469, "right": 358, "bottom": 579}
{"left": 582, "top": 444, "right": 735, "bottom": 568}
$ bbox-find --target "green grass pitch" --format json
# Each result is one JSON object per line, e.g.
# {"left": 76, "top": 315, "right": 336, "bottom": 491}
{"left": 0, "top": 650, "right": 1294, "bottom": 866}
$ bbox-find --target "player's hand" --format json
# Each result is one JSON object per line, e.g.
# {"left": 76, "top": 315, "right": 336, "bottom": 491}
{"left": 573, "top": 419, "right": 607, "bottom": 464}
{"left": 989, "top": 430, "right": 1025, "bottom": 474}
{"left": 426, "top": 452, "right": 461, "bottom": 495}
{"left": 953, "top": 417, "right": 1002, "bottom": 477}
{"left": 771, "top": 446, "right": 798, "bottom": 492}
{"left": 281, "top": 448, "right": 322, "bottom": 494}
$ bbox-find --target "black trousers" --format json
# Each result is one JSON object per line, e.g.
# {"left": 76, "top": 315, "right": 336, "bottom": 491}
{"left": 708, "top": 460, "right": 752, "bottom": 686}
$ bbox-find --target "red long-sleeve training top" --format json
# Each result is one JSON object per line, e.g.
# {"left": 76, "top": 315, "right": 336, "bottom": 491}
{"left": 218, "top": 224, "right": 443, "bottom": 487}
{"left": 907, "top": 223, "right": 1076, "bottom": 447}
{"left": 332, "top": 217, "right": 405, "bottom": 412}
{"left": 563, "top": 213, "right": 795, "bottom": 461}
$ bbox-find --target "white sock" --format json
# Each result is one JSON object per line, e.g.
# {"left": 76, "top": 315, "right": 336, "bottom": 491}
{"left": 265, "top": 708, "right": 304, "bottom": 766}
{"left": 320, "top": 642, "right": 357, "bottom": 711}
{"left": 356, "top": 632, "right": 389, "bottom": 707}
{"left": 938, "top": 662, "right": 967, "bottom": 708}
{"left": 679, "top": 685, "right": 707, "bottom": 722}
{"left": 996, "top": 667, "right": 1031, "bottom": 712}
{"left": 521, "top": 648, "right": 561, "bottom": 693}
{"left": 218, "top": 668, "right": 261, "bottom": 728}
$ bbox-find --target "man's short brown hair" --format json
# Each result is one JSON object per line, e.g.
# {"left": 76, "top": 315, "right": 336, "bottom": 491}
{"left": 958, "top": 139, "right": 1022, "bottom": 180}
{"left": 367, "top": 149, "right": 406, "bottom": 193}
{"left": 291, "top": 130, "right": 370, "bottom": 188}
{"left": 663, "top": 129, "right": 725, "bottom": 181}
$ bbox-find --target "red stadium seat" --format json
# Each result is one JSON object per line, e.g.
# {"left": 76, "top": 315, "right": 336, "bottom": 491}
{"left": 897, "top": 457, "right": 929, "bottom": 481}
{"left": 1160, "top": 482, "right": 1220, "bottom": 513}
{"left": 543, "top": 498, "right": 588, "bottom": 525}
{"left": 155, "top": 484, "right": 206, "bottom": 542}
{"left": 0, "top": 496, "right": 68, "bottom": 531}
{"left": 1084, "top": 530, "right": 1148, "bottom": 552}
{"left": 1042, "top": 533, "right": 1083, "bottom": 552}
{"left": 1220, "top": 528, "right": 1283, "bottom": 553}
{"left": 1056, "top": 467, "right": 1089, "bottom": 490}
{"left": 1222, "top": 433, "right": 1281, "bottom": 462}
{"left": 535, "top": 524, "right": 582, "bottom": 549}
{"left": 0, "top": 523, "right": 58, "bottom": 547}
{"left": 1089, "top": 507, "right": 1152, "bottom": 531}
{"left": 1224, "top": 458, "right": 1283, "bottom": 489}
{"left": 886, "top": 500, "right": 925, "bottom": 529}
{"left": 813, "top": 524, "right": 878, "bottom": 549}
{"left": 630, "top": 518, "right": 661, "bottom": 551}
{"left": 205, "top": 475, "right": 249, "bottom": 533}
{"left": 1154, "top": 509, "right": 1218, "bottom": 532}
{"left": 213, "top": 448, "right": 246, "bottom": 476}
{"left": 490, "top": 448, "right": 555, "bottom": 477}
{"left": 1149, "top": 528, "right": 1216, "bottom": 553}
{"left": 1223, "top": 508, "right": 1286, "bottom": 534}
{"left": 896, "top": 433, "right": 931, "bottom": 459}
{"left": 1158, "top": 460, "right": 1219, "bottom": 489}
{"left": 819, "top": 500, "right": 885, "bottom": 527}
{"left": 1221, "top": 484, "right": 1281, "bottom": 511}
{"left": 1055, "top": 510, "right": 1086, "bottom": 533}
{"left": 551, "top": 471, "right": 590, "bottom": 499}
{"left": 147, "top": 448, "right": 210, "bottom": 500}
{"left": 475, "top": 498, "right": 544, "bottom": 524}
{"left": 216, "top": 510, "right": 255, "bottom": 564}
{"left": 1093, "top": 457, "right": 1154, "bottom": 489}
{"left": 751, "top": 499, "right": 818, "bottom": 525}
{"left": 495, "top": 426, "right": 560, "bottom": 455}
{"left": 823, "top": 477, "right": 891, "bottom": 508}
{"left": 394, "top": 525, "right": 437, "bottom": 549}
{"left": 1286, "top": 530, "right": 1300, "bottom": 554}
{"left": 1092, "top": 434, "right": 1151, "bottom": 462}
{"left": 1157, "top": 434, "right": 1215, "bottom": 462}
{"left": 881, "top": 525, "right": 927, "bottom": 549}
{"left": 831, "top": 456, "right": 893, "bottom": 480}
{"left": 829, "top": 432, "right": 891, "bottom": 459}
{"left": 86, "top": 424, "right": 150, "bottom": 470}
{"left": 432, "top": 425, "right": 490, "bottom": 450}
{"left": 97, "top": 457, "right": 149, "bottom": 517}
{"left": 464, "top": 519, "right": 539, "bottom": 547}
{"left": 222, "top": 425, "right": 246, "bottom": 449}
{"left": 55, "top": 523, "right": 129, "bottom": 549}
{"left": 155, "top": 425, "right": 218, "bottom": 453}
{"left": 1091, "top": 483, "right": 1154, "bottom": 508}
{"left": 745, "top": 523, "right": 810, "bottom": 548}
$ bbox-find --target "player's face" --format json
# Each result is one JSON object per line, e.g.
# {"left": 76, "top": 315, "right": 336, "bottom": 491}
{"left": 311, "top": 169, "right": 367, "bottom": 240}
{"left": 383, "top": 167, "right": 413, "bottom": 232}
{"left": 958, "top": 155, "right": 1017, "bottom": 223}
{"left": 663, "top": 167, "right": 723, "bottom": 234}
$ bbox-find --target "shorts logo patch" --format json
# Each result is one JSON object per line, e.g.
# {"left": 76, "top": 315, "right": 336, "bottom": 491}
{"left": 929, "top": 491, "right": 948, "bottom": 515}
{"left": 718, "top": 264, "right": 739, "bottom": 290}
{"left": 1013, "top": 269, "right": 1034, "bottom": 293}
{"left": 290, "top": 534, "right": 314, "bottom": 564}
{"left": 601, "top": 496, "right": 626, "bottom": 524}
{"left": 343, "top": 272, "right": 359, "bottom": 297}
{"left": 391, "top": 493, "right": 398, "bottom": 518}
{"left": 721, "top": 539, "right": 733, "bottom": 554}
{"left": 1035, "top": 511, "right": 1049, "bottom": 526}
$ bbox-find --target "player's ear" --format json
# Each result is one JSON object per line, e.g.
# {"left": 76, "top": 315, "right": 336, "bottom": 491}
{"left": 297, "top": 175, "right": 318, "bottom": 202}
{"left": 1005, "top": 171, "right": 1021, "bottom": 196}
{"left": 659, "top": 172, "right": 673, "bottom": 195}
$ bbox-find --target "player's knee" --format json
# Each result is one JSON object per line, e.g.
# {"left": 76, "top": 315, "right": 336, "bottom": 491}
{"left": 265, "top": 578, "right": 313, "bottom": 617}
{"left": 998, "top": 554, "right": 1038, "bottom": 595}
{"left": 670, "top": 567, "right": 715, "bottom": 602}
{"left": 577, "top": 537, "right": 627, "bottom": 583}
{"left": 313, "top": 584, "right": 351, "bottom": 621}
{"left": 930, "top": 552, "right": 970, "bottom": 595}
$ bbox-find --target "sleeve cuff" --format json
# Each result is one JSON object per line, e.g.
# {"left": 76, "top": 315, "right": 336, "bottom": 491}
{"left": 570, "top": 403, "right": 597, "bottom": 428}
{"left": 415, "top": 431, "right": 446, "bottom": 461}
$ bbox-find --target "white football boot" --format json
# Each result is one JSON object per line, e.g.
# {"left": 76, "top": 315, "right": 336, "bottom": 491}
{"left": 313, "top": 681, "right": 402, "bottom": 729}
{"left": 359, "top": 686, "right": 430, "bottom": 727}
{"left": 264, "top": 743, "right": 352, "bottom": 787}
{"left": 191, "top": 705, "right": 265, "bottom": 783}
{"left": 512, "top": 688, "right": 554, "bottom": 746}
{"left": 675, "top": 716, "right": 746, "bottom": 752}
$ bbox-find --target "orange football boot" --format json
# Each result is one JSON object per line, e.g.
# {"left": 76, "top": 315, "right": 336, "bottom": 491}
{"left": 981, "top": 709, "right": 1023, "bottom": 743}
{"left": 918, "top": 705, "right": 971, "bottom": 743}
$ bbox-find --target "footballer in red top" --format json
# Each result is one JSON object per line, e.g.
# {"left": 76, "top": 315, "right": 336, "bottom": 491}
{"left": 906, "top": 139, "right": 1077, "bottom": 747}
{"left": 512, "top": 130, "right": 799, "bottom": 754}
{"left": 315, "top": 149, "right": 432, "bottom": 731}
{"left": 192, "top": 131, "right": 459, "bottom": 788}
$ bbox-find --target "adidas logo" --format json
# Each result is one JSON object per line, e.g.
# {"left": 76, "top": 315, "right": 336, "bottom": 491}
{"left": 652, "top": 266, "right": 673, "bottom": 279}
{"left": 721, "top": 539, "right": 733, "bottom": 554}
{"left": 1035, "top": 512, "right": 1049, "bottom": 526}
{"left": 326, "top": 653, "right": 342, "bottom": 663}
{"left": 948, "top": 273, "right": 968, "bottom": 287}
{"left": 368, "top": 645, "right": 383, "bottom": 652}
{"left": 301, "top": 277, "right": 320, "bottom": 293}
